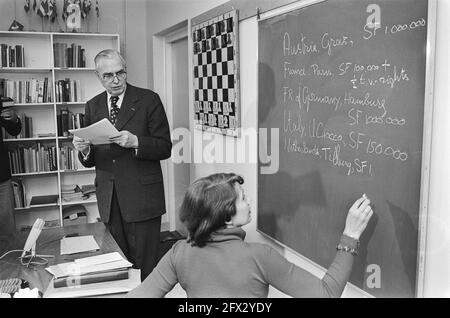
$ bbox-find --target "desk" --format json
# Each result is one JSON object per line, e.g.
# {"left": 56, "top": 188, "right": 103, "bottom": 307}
{"left": 0, "top": 222, "right": 140, "bottom": 297}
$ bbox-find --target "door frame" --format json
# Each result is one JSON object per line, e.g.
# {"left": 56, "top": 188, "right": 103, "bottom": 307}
{"left": 153, "top": 20, "right": 191, "bottom": 232}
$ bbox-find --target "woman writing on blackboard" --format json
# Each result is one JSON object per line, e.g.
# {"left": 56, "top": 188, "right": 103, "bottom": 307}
{"left": 127, "top": 172, "right": 373, "bottom": 298}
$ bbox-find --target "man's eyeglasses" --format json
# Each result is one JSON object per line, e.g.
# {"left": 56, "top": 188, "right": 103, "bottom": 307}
{"left": 100, "top": 69, "right": 127, "bottom": 82}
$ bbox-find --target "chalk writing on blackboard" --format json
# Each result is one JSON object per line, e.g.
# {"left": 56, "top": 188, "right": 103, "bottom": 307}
{"left": 258, "top": 0, "right": 432, "bottom": 297}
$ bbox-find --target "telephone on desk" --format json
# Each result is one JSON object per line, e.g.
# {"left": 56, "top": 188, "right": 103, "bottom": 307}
{"left": 20, "top": 218, "right": 54, "bottom": 266}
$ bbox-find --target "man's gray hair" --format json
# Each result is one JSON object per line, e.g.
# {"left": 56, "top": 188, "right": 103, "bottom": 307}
{"left": 94, "top": 49, "right": 126, "bottom": 69}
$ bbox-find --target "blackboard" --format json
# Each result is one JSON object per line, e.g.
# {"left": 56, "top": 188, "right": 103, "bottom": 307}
{"left": 257, "top": 0, "right": 434, "bottom": 297}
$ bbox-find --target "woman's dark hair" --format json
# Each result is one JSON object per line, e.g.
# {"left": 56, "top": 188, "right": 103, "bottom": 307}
{"left": 179, "top": 173, "right": 244, "bottom": 247}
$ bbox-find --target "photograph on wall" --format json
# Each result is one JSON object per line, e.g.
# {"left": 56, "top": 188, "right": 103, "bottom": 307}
{"left": 192, "top": 9, "right": 240, "bottom": 137}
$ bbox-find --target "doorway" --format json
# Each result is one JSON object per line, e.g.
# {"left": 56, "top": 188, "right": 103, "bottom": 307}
{"left": 155, "top": 21, "right": 191, "bottom": 236}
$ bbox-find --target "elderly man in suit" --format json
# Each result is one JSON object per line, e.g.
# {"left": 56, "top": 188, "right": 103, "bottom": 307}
{"left": 73, "top": 49, "right": 172, "bottom": 280}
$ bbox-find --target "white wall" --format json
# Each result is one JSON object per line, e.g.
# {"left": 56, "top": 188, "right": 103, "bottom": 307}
{"left": 424, "top": 0, "right": 450, "bottom": 298}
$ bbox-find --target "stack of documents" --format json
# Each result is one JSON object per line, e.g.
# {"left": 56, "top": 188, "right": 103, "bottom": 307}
{"left": 46, "top": 252, "right": 132, "bottom": 279}
{"left": 69, "top": 118, "right": 119, "bottom": 145}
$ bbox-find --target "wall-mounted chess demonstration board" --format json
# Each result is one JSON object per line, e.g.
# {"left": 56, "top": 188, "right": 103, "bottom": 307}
{"left": 192, "top": 10, "right": 240, "bottom": 137}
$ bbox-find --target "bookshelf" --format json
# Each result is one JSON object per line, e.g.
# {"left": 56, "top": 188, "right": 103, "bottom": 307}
{"left": 0, "top": 31, "right": 120, "bottom": 230}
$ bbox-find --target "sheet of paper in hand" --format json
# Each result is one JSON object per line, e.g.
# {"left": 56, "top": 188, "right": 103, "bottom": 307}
{"left": 69, "top": 118, "right": 120, "bottom": 145}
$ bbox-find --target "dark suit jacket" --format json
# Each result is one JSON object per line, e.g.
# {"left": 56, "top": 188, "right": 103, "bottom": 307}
{"left": 0, "top": 117, "right": 21, "bottom": 182}
{"left": 78, "top": 84, "right": 172, "bottom": 223}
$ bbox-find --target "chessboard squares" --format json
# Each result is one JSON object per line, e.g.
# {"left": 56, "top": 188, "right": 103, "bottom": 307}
{"left": 228, "top": 74, "right": 234, "bottom": 89}
{"left": 206, "top": 63, "right": 212, "bottom": 77}
{"left": 211, "top": 37, "right": 218, "bottom": 50}
{"left": 227, "top": 46, "right": 234, "bottom": 60}
{"left": 216, "top": 62, "right": 223, "bottom": 76}
{"left": 228, "top": 88, "right": 235, "bottom": 101}
{"left": 194, "top": 66, "right": 199, "bottom": 78}
{"left": 202, "top": 101, "right": 209, "bottom": 113}
{"left": 217, "top": 20, "right": 225, "bottom": 35}
{"left": 218, "top": 114, "right": 224, "bottom": 127}
{"left": 222, "top": 102, "right": 230, "bottom": 115}
{"left": 226, "top": 17, "right": 233, "bottom": 32}
{"left": 201, "top": 40, "right": 207, "bottom": 52}
{"left": 212, "top": 102, "right": 219, "bottom": 114}
{"left": 222, "top": 89, "right": 228, "bottom": 102}
{"left": 217, "top": 75, "right": 222, "bottom": 88}
{"left": 227, "top": 33, "right": 233, "bottom": 45}
{"left": 216, "top": 49, "right": 222, "bottom": 63}
{"left": 208, "top": 113, "right": 218, "bottom": 127}
{"left": 202, "top": 64, "right": 207, "bottom": 77}
{"left": 207, "top": 76, "right": 213, "bottom": 89}
{"left": 221, "top": 34, "right": 227, "bottom": 47}
{"left": 228, "top": 60, "right": 234, "bottom": 75}
{"left": 212, "top": 62, "right": 217, "bottom": 76}
{"left": 219, "top": 60, "right": 234, "bottom": 76}
{"left": 229, "top": 116, "right": 236, "bottom": 129}
{"left": 221, "top": 49, "right": 229, "bottom": 64}
{"left": 196, "top": 53, "right": 202, "bottom": 66}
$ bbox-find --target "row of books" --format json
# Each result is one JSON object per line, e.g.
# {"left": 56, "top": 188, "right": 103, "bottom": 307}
{"left": 8, "top": 143, "right": 58, "bottom": 174}
{"left": 8, "top": 141, "right": 95, "bottom": 174}
{"left": 59, "top": 145, "right": 82, "bottom": 170}
{"left": 58, "top": 110, "right": 85, "bottom": 137}
{"left": 2, "top": 113, "right": 33, "bottom": 139}
{"left": 2, "top": 110, "right": 85, "bottom": 139}
{"left": 0, "top": 44, "right": 25, "bottom": 68}
{"left": 53, "top": 43, "right": 87, "bottom": 68}
{"left": 55, "top": 78, "right": 83, "bottom": 103}
{"left": 0, "top": 78, "right": 52, "bottom": 104}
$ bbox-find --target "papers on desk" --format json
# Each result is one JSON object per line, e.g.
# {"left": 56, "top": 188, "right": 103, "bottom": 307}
{"left": 60, "top": 235, "right": 100, "bottom": 255}
{"left": 43, "top": 269, "right": 141, "bottom": 298}
{"left": 69, "top": 118, "right": 120, "bottom": 145}
{"left": 46, "top": 252, "right": 132, "bottom": 279}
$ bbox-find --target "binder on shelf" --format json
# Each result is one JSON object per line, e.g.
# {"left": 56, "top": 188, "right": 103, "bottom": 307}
{"left": 29, "top": 194, "right": 59, "bottom": 206}
{"left": 60, "top": 108, "right": 70, "bottom": 137}
{"left": 11, "top": 179, "right": 26, "bottom": 208}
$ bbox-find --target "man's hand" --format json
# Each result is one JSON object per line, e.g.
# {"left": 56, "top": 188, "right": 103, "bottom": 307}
{"left": 0, "top": 108, "right": 17, "bottom": 121}
{"left": 72, "top": 136, "right": 91, "bottom": 155}
{"left": 108, "top": 130, "right": 138, "bottom": 149}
